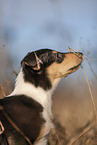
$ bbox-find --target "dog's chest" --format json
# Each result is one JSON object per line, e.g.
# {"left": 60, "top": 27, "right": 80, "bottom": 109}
{"left": 43, "top": 101, "right": 52, "bottom": 133}
{"left": 35, "top": 115, "right": 52, "bottom": 145}
{"left": 35, "top": 98, "right": 53, "bottom": 145}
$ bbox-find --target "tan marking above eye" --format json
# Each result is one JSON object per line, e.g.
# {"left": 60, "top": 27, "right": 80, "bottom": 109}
{"left": 52, "top": 51, "right": 57, "bottom": 54}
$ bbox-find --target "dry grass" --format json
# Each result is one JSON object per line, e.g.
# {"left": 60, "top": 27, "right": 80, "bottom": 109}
{"left": 0, "top": 76, "right": 97, "bottom": 145}
{"left": 0, "top": 47, "right": 97, "bottom": 145}
{"left": 47, "top": 76, "right": 97, "bottom": 145}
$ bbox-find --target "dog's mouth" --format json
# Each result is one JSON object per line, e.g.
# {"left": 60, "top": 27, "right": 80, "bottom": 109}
{"left": 68, "top": 63, "right": 82, "bottom": 72}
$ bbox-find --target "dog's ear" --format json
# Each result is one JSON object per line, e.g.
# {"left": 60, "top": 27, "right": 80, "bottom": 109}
{"left": 22, "top": 52, "right": 43, "bottom": 71}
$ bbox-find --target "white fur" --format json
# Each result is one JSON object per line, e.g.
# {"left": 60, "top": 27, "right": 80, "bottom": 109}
{"left": 8, "top": 68, "right": 61, "bottom": 145}
{"left": 8, "top": 69, "right": 59, "bottom": 107}
{"left": 36, "top": 138, "right": 47, "bottom": 145}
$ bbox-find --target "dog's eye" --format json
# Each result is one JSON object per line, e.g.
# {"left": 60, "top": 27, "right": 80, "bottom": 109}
{"left": 56, "top": 53, "right": 60, "bottom": 58}
{"left": 56, "top": 53, "right": 62, "bottom": 59}
{"left": 56, "top": 53, "right": 64, "bottom": 63}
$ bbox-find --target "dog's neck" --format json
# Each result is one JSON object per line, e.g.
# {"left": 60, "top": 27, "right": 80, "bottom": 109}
{"left": 9, "top": 68, "right": 60, "bottom": 108}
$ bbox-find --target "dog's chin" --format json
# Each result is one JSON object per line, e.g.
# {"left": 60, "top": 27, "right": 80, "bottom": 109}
{"left": 68, "top": 63, "right": 81, "bottom": 72}
{"left": 60, "top": 63, "right": 81, "bottom": 78}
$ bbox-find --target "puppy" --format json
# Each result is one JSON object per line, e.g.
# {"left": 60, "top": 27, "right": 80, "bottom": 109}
{"left": 0, "top": 49, "right": 83, "bottom": 145}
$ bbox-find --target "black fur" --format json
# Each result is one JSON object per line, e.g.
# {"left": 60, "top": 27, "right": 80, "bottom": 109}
{"left": 0, "top": 95, "right": 45, "bottom": 145}
{"left": 0, "top": 49, "right": 66, "bottom": 145}
{"left": 21, "top": 49, "right": 65, "bottom": 90}
{"left": 0, "top": 134, "right": 9, "bottom": 145}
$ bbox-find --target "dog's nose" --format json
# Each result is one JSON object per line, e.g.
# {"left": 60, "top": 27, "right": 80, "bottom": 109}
{"left": 74, "top": 52, "right": 83, "bottom": 60}
{"left": 78, "top": 52, "right": 83, "bottom": 60}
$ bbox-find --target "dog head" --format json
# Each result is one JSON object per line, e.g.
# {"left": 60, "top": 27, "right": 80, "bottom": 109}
{"left": 21, "top": 49, "right": 83, "bottom": 90}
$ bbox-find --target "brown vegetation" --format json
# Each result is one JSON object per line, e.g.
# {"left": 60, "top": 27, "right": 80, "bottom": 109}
{"left": 0, "top": 75, "right": 97, "bottom": 145}
{"left": 0, "top": 47, "right": 97, "bottom": 145}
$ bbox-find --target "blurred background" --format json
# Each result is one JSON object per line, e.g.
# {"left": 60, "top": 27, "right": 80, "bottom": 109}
{"left": 0, "top": 0, "right": 97, "bottom": 144}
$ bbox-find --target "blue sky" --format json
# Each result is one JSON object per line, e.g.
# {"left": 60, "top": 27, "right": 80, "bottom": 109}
{"left": 0, "top": 0, "right": 97, "bottom": 77}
